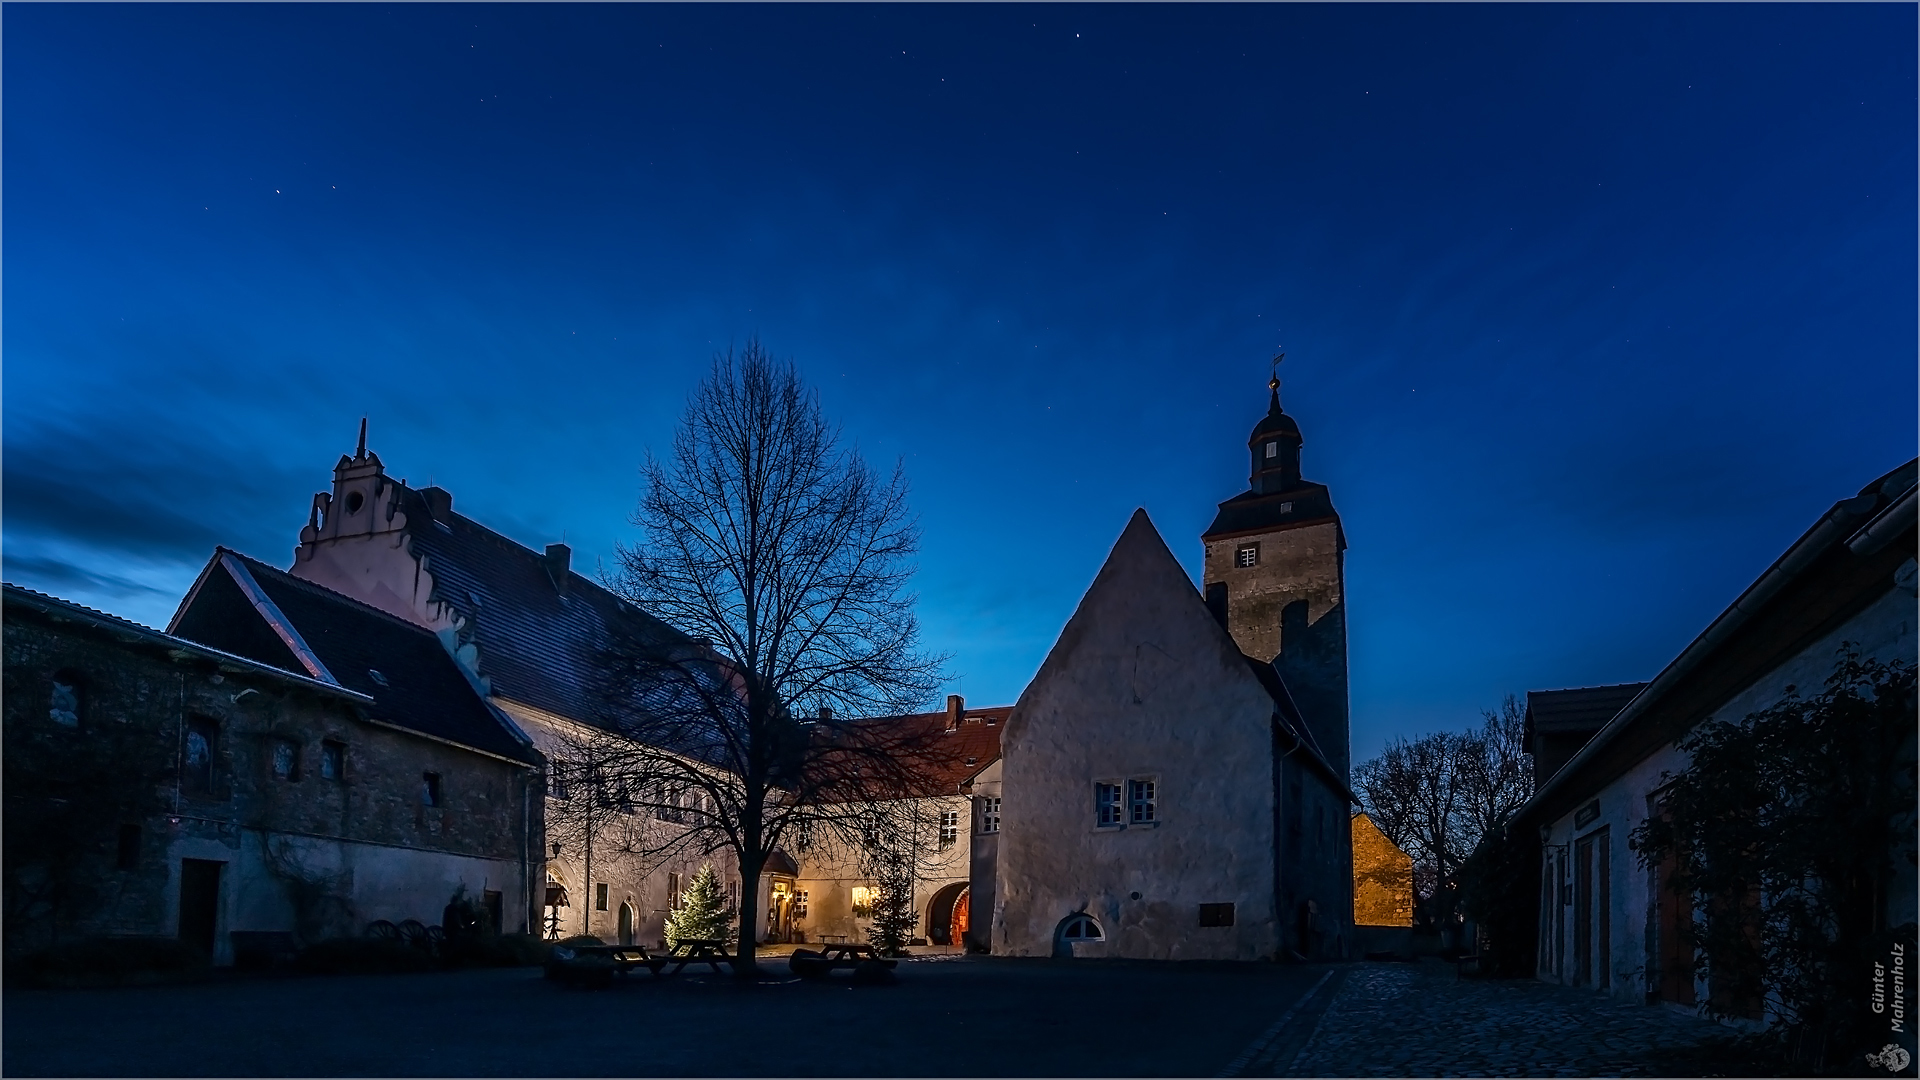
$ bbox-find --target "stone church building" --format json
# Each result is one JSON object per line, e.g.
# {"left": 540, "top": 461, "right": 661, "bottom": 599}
{"left": 991, "top": 381, "right": 1357, "bottom": 961}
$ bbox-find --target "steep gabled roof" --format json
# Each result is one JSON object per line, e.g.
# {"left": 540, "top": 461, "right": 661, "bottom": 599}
{"left": 170, "top": 550, "right": 538, "bottom": 764}
{"left": 388, "top": 483, "right": 693, "bottom": 733}
{"left": 4, "top": 582, "right": 372, "bottom": 706}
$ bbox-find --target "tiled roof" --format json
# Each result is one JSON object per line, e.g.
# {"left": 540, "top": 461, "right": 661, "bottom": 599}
{"left": 3, "top": 582, "right": 371, "bottom": 704}
{"left": 813, "top": 706, "right": 1008, "bottom": 801}
{"left": 390, "top": 484, "right": 690, "bottom": 734}
{"left": 1523, "top": 683, "right": 1649, "bottom": 738}
{"left": 1202, "top": 481, "right": 1339, "bottom": 539}
{"left": 171, "top": 551, "right": 538, "bottom": 764}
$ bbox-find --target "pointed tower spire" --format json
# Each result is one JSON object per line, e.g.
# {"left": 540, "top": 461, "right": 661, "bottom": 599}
{"left": 1268, "top": 351, "right": 1285, "bottom": 411}
{"left": 356, "top": 416, "right": 368, "bottom": 460}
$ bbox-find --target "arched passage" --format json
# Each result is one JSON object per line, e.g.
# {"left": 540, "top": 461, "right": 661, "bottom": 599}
{"left": 925, "top": 882, "right": 970, "bottom": 946}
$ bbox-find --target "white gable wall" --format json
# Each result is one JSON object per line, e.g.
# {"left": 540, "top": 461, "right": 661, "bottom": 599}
{"left": 995, "top": 511, "right": 1281, "bottom": 960}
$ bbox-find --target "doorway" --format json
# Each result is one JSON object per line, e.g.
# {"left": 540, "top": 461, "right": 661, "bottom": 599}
{"left": 1575, "top": 828, "right": 1611, "bottom": 989}
{"left": 178, "top": 859, "right": 224, "bottom": 955}
{"left": 925, "top": 882, "right": 969, "bottom": 946}
{"left": 617, "top": 902, "right": 635, "bottom": 946}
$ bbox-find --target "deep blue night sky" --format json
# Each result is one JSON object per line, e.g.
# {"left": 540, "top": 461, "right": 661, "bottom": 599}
{"left": 6, "top": 4, "right": 1914, "bottom": 764}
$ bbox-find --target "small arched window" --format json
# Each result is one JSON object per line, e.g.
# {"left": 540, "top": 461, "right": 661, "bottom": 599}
{"left": 49, "top": 670, "right": 85, "bottom": 728}
{"left": 1061, "top": 914, "right": 1103, "bottom": 941}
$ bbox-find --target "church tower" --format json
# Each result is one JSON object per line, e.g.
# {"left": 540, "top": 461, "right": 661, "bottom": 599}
{"left": 1201, "top": 363, "right": 1351, "bottom": 781}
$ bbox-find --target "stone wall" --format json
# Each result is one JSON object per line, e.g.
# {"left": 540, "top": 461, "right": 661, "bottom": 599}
{"left": 4, "top": 602, "right": 537, "bottom": 962}
{"left": 1203, "top": 519, "right": 1351, "bottom": 781}
{"left": 1351, "top": 812, "right": 1414, "bottom": 927}
{"left": 996, "top": 513, "right": 1282, "bottom": 961}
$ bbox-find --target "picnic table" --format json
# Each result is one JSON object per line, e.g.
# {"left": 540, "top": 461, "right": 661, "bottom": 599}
{"left": 645, "top": 938, "right": 735, "bottom": 976}
{"left": 788, "top": 942, "right": 898, "bottom": 979}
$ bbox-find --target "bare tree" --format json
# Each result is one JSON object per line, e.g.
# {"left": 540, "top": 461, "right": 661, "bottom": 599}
{"left": 1354, "top": 697, "right": 1533, "bottom": 930}
{"left": 602, "top": 341, "right": 948, "bottom": 974}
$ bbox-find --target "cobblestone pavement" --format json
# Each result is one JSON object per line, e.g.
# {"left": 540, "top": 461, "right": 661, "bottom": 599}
{"left": 1277, "top": 961, "right": 1738, "bottom": 1077}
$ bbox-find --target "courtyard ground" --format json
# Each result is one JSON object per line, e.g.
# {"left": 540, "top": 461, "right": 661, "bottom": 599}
{"left": 2, "top": 955, "right": 1328, "bottom": 1077}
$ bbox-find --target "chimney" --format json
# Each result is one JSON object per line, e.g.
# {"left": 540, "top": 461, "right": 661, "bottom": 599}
{"left": 817, "top": 706, "right": 833, "bottom": 721}
{"left": 946, "top": 694, "right": 964, "bottom": 731}
{"left": 421, "top": 486, "right": 454, "bottom": 523}
{"left": 545, "top": 543, "right": 572, "bottom": 594}
{"left": 1205, "top": 582, "right": 1230, "bottom": 632}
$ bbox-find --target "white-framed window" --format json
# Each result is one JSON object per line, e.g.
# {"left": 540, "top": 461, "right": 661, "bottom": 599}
{"left": 1265, "top": 441, "right": 1278, "bottom": 459}
{"left": 939, "top": 809, "right": 959, "bottom": 848}
{"left": 1235, "top": 543, "right": 1260, "bottom": 568}
{"left": 1095, "top": 782, "right": 1124, "bottom": 828}
{"left": 794, "top": 889, "right": 809, "bottom": 918}
{"left": 547, "top": 761, "right": 571, "bottom": 800}
{"left": 1061, "top": 914, "right": 1103, "bottom": 941}
{"left": 978, "top": 796, "right": 1001, "bottom": 834}
{"left": 796, "top": 819, "right": 814, "bottom": 851}
{"left": 1129, "top": 779, "right": 1157, "bottom": 825}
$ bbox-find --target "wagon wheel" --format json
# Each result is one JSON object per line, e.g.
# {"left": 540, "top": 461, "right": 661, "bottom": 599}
{"left": 365, "top": 920, "right": 400, "bottom": 941}
{"left": 397, "top": 919, "right": 430, "bottom": 950}
{"left": 425, "top": 925, "right": 447, "bottom": 958}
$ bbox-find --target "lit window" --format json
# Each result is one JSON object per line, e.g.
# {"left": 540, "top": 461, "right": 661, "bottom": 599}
{"left": 939, "top": 810, "right": 959, "bottom": 848}
{"left": 852, "top": 885, "right": 874, "bottom": 917}
{"left": 979, "top": 796, "right": 1001, "bottom": 835}
{"left": 1095, "top": 782, "right": 1123, "bottom": 828}
{"left": 320, "top": 740, "right": 345, "bottom": 781}
{"left": 1200, "top": 902, "right": 1235, "bottom": 927}
{"left": 49, "top": 670, "right": 84, "bottom": 728}
{"left": 1265, "top": 442, "right": 1277, "bottom": 459}
{"left": 1235, "top": 544, "right": 1260, "bottom": 568}
{"left": 422, "top": 772, "right": 442, "bottom": 807}
{"left": 1061, "top": 914, "right": 1103, "bottom": 941}
{"left": 272, "top": 740, "right": 300, "bottom": 781}
{"left": 1129, "top": 779, "right": 1157, "bottom": 825}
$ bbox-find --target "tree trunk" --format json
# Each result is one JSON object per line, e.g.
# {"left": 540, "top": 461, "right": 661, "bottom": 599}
{"left": 734, "top": 847, "right": 768, "bottom": 977}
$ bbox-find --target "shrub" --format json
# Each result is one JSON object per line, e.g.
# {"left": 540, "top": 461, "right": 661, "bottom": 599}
{"left": 14, "top": 935, "right": 210, "bottom": 988}
{"left": 297, "top": 937, "right": 437, "bottom": 976}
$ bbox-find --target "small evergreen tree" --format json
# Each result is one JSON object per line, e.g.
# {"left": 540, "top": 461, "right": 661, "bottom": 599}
{"left": 863, "top": 858, "right": 919, "bottom": 957}
{"left": 663, "top": 864, "right": 735, "bottom": 949}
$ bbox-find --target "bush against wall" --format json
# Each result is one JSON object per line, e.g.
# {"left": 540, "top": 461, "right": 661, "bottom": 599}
{"left": 1629, "top": 647, "right": 1917, "bottom": 1070}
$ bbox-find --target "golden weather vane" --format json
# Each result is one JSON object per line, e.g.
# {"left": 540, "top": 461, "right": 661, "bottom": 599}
{"left": 1269, "top": 349, "right": 1285, "bottom": 391}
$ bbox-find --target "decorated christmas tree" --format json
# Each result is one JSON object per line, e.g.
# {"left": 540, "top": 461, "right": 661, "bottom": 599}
{"left": 663, "top": 863, "right": 735, "bottom": 949}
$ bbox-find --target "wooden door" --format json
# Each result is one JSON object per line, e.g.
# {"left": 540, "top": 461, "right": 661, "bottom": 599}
{"left": 178, "top": 859, "right": 223, "bottom": 955}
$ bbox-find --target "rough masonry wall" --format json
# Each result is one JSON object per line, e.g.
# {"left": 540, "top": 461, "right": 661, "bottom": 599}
{"left": 1203, "top": 520, "right": 1350, "bottom": 780}
{"left": 996, "top": 513, "right": 1280, "bottom": 961}
{"left": 1351, "top": 813, "right": 1414, "bottom": 927}
{"left": 4, "top": 611, "right": 535, "bottom": 961}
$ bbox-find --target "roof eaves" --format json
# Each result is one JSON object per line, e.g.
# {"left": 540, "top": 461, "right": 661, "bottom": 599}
{"left": 4, "top": 583, "right": 373, "bottom": 705}
{"left": 1514, "top": 479, "right": 1894, "bottom": 827}
{"left": 218, "top": 551, "right": 339, "bottom": 684}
